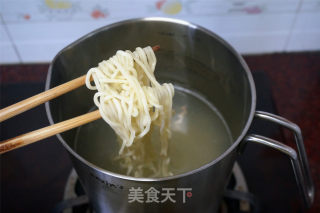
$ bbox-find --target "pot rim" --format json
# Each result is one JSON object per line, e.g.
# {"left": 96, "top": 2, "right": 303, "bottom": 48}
{"left": 45, "top": 17, "right": 257, "bottom": 182}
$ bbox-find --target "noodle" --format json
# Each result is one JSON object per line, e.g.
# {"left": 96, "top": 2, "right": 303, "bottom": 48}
{"left": 85, "top": 46, "right": 174, "bottom": 177}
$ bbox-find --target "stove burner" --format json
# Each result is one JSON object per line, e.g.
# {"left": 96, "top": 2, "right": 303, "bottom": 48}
{"left": 53, "top": 163, "right": 260, "bottom": 213}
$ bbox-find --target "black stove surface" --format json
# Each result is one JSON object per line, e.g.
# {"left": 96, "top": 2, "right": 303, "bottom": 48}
{"left": 0, "top": 72, "right": 301, "bottom": 212}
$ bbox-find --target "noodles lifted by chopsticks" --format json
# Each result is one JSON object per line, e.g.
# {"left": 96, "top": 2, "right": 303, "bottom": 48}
{"left": 85, "top": 46, "right": 174, "bottom": 177}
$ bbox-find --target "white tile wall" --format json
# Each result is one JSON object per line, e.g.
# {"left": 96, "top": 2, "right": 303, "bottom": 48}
{"left": 6, "top": 20, "right": 116, "bottom": 62}
{"left": 187, "top": 13, "right": 296, "bottom": 53}
{"left": 0, "top": 24, "right": 20, "bottom": 64}
{"left": 287, "top": 11, "right": 320, "bottom": 51}
{"left": 0, "top": 0, "right": 319, "bottom": 64}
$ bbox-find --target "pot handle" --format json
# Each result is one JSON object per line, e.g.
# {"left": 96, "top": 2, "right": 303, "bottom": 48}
{"left": 243, "top": 111, "right": 314, "bottom": 208}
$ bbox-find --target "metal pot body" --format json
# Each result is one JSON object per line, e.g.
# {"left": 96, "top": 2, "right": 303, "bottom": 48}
{"left": 71, "top": 149, "right": 236, "bottom": 212}
{"left": 46, "top": 18, "right": 313, "bottom": 212}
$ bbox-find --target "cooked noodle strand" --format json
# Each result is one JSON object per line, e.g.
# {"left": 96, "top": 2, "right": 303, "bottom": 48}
{"left": 86, "top": 46, "right": 174, "bottom": 177}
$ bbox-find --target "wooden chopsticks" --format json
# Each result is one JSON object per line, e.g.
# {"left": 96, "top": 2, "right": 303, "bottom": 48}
{"left": 0, "top": 75, "right": 98, "bottom": 154}
{"left": 0, "top": 75, "right": 87, "bottom": 122}
{"left": 0, "top": 45, "right": 160, "bottom": 154}
{"left": 0, "top": 110, "right": 101, "bottom": 154}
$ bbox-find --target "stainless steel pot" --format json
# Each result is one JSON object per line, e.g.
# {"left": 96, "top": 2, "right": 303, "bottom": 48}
{"left": 45, "top": 17, "right": 314, "bottom": 213}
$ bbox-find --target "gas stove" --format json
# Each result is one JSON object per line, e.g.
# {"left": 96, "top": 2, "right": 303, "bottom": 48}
{"left": 0, "top": 71, "right": 304, "bottom": 212}
{"left": 53, "top": 162, "right": 259, "bottom": 213}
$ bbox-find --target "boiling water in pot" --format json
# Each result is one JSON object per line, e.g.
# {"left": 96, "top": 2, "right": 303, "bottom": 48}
{"left": 74, "top": 86, "right": 233, "bottom": 177}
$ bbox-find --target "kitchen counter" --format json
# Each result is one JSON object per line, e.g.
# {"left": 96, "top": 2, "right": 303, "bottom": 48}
{"left": 1, "top": 51, "right": 319, "bottom": 212}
